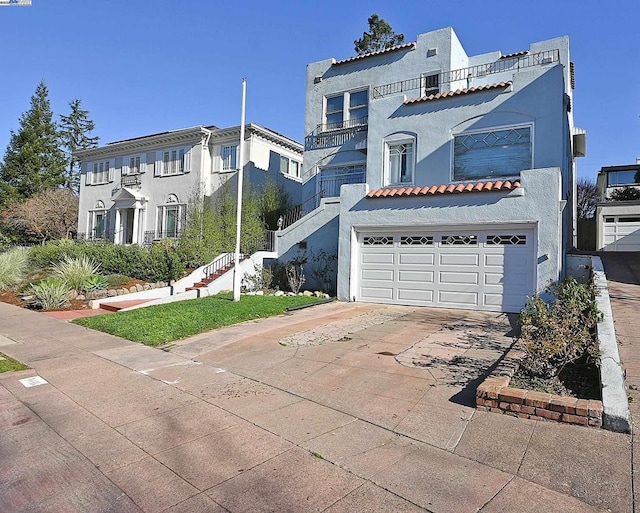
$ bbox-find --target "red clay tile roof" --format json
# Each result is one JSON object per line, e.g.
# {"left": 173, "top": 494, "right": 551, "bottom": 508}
{"left": 366, "top": 180, "right": 521, "bottom": 198}
{"left": 333, "top": 42, "right": 416, "bottom": 66}
{"left": 404, "top": 81, "right": 512, "bottom": 105}
{"left": 500, "top": 50, "right": 529, "bottom": 59}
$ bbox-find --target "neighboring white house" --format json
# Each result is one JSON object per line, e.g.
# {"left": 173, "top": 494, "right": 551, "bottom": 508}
{"left": 276, "top": 26, "right": 585, "bottom": 313}
{"left": 595, "top": 160, "right": 640, "bottom": 251}
{"left": 76, "top": 123, "right": 303, "bottom": 246}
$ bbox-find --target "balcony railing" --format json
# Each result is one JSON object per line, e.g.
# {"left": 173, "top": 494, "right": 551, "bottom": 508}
{"left": 75, "top": 230, "right": 114, "bottom": 243}
{"left": 319, "top": 169, "right": 366, "bottom": 198}
{"left": 305, "top": 116, "right": 368, "bottom": 151}
{"left": 121, "top": 174, "right": 142, "bottom": 187}
{"left": 143, "top": 230, "right": 182, "bottom": 245}
{"left": 372, "top": 49, "right": 560, "bottom": 99}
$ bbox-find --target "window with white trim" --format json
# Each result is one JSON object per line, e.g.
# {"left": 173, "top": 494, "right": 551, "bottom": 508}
{"left": 156, "top": 194, "right": 185, "bottom": 238}
{"left": 123, "top": 154, "right": 144, "bottom": 175}
{"left": 386, "top": 140, "right": 415, "bottom": 185}
{"left": 222, "top": 145, "right": 238, "bottom": 171}
{"left": 279, "top": 155, "right": 301, "bottom": 178}
{"left": 162, "top": 148, "right": 185, "bottom": 175}
{"left": 90, "top": 160, "right": 111, "bottom": 184}
{"left": 324, "top": 88, "right": 368, "bottom": 130}
{"left": 453, "top": 125, "right": 532, "bottom": 181}
{"left": 89, "top": 201, "right": 108, "bottom": 239}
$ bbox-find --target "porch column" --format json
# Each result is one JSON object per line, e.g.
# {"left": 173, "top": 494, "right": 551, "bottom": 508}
{"left": 132, "top": 206, "right": 140, "bottom": 244}
{"left": 114, "top": 209, "right": 121, "bottom": 244}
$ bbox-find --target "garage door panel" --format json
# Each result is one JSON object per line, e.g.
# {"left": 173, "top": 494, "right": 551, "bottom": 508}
{"left": 360, "top": 287, "right": 393, "bottom": 300}
{"left": 398, "top": 289, "right": 434, "bottom": 302}
{"left": 399, "top": 253, "right": 435, "bottom": 265}
{"left": 362, "top": 253, "right": 394, "bottom": 264}
{"left": 485, "top": 254, "right": 505, "bottom": 266}
{"left": 484, "top": 273, "right": 504, "bottom": 285}
{"left": 439, "top": 271, "right": 478, "bottom": 285}
{"left": 439, "top": 253, "right": 479, "bottom": 266}
{"left": 439, "top": 290, "right": 478, "bottom": 306}
{"left": 361, "top": 269, "right": 394, "bottom": 281}
{"left": 398, "top": 270, "right": 434, "bottom": 283}
{"left": 602, "top": 217, "right": 640, "bottom": 251}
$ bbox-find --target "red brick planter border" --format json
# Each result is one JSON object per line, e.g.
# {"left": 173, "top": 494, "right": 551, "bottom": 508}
{"left": 475, "top": 347, "right": 603, "bottom": 428}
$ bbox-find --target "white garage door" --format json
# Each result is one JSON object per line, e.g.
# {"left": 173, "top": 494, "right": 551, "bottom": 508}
{"left": 603, "top": 216, "right": 640, "bottom": 251}
{"left": 356, "top": 228, "right": 535, "bottom": 313}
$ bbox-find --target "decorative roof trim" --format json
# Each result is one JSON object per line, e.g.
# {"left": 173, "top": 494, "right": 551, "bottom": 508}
{"left": 332, "top": 42, "right": 416, "bottom": 66}
{"left": 500, "top": 50, "right": 529, "bottom": 59}
{"left": 404, "top": 81, "right": 512, "bottom": 105}
{"left": 366, "top": 180, "right": 521, "bottom": 198}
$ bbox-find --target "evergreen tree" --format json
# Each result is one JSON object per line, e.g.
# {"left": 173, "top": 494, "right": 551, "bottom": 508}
{"left": 0, "top": 81, "right": 66, "bottom": 209}
{"left": 354, "top": 14, "right": 405, "bottom": 55}
{"left": 58, "top": 99, "right": 99, "bottom": 193}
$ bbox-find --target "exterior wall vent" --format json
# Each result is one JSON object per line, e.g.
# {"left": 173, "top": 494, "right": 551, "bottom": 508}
{"left": 570, "top": 62, "right": 576, "bottom": 89}
{"left": 427, "top": 48, "right": 437, "bottom": 57}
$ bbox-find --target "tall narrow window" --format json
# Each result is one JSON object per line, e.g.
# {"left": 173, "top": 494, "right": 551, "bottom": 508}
{"left": 92, "top": 161, "right": 110, "bottom": 183}
{"left": 349, "top": 90, "right": 368, "bottom": 124}
{"left": 325, "top": 95, "right": 344, "bottom": 129}
{"left": 388, "top": 142, "right": 414, "bottom": 184}
{"left": 129, "top": 156, "right": 141, "bottom": 174}
{"left": 222, "top": 145, "right": 238, "bottom": 171}
{"left": 157, "top": 194, "right": 184, "bottom": 239}
{"left": 423, "top": 73, "right": 439, "bottom": 96}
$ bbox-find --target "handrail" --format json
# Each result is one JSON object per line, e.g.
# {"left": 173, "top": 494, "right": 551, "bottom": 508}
{"left": 372, "top": 49, "right": 560, "bottom": 99}
{"left": 203, "top": 253, "right": 234, "bottom": 279}
{"left": 279, "top": 191, "right": 324, "bottom": 230}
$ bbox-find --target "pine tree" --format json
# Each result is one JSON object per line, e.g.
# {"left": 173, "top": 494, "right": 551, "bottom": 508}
{"left": 0, "top": 81, "right": 66, "bottom": 209}
{"left": 354, "top": 14, "right": 405, "bottom": 55}
{"left": 58, "top": 98, "right": 99, "bottom": 193}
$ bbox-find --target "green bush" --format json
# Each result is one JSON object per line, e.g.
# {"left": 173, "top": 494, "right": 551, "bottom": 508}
{"left": 105, "top": 274, "right": 131, "bottom": 287}
{"left": 28, "top": 240, "right": 185, "bottom": 283}
{"left": 51, "top": 256, "right": 101, "bottom": 292}
{"left": 518, "top": 277, "right": 602, "bottom": 379}
{"left": 30, "top": 277, "right": 70, "bottom": 310}
{"left": 0, "top": 247, "right": 30, "bottom": 289}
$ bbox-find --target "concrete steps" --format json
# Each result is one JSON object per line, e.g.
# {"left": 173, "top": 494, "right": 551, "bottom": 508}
{"left": 185, "top": 255, "right": 249, "bottom": 292}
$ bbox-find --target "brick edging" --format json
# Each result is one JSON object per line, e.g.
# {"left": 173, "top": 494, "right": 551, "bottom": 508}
{"left": 476, "top": 348, "right": 603, "bottom": 428}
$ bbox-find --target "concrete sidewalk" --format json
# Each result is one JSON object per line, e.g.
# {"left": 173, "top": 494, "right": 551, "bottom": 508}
{"left": 0, "top": 297, "right": 633, "bottom": 512}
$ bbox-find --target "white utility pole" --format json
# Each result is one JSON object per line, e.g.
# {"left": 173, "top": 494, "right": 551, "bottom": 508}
{"left": 233, "top": 78, "right": 247, "bottom": 302}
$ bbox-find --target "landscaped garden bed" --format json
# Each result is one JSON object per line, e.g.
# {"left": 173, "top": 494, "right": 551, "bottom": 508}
{"left": 476, "top": 276, "right": 605, "bottom": 428}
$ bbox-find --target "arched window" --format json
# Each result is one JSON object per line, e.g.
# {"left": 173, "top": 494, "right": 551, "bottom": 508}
{"left": 384, "top": 133, "right": 416, "bottom": 186}
{"left": 156, "top": 194, "right": 185, "bottom": 239}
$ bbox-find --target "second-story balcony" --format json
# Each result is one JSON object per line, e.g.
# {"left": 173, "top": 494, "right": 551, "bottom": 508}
{"left": 305, "top": 116, "right": 368, "bottom": 151}
{"left": 121, "top": 173, "right": 142, "bottom": 188}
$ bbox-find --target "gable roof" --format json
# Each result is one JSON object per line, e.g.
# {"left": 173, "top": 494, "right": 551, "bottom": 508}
{"left": 366, "top": 180, "right": 521, "bottom": 198}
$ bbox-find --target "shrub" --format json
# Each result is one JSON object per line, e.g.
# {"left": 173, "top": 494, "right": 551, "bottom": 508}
{"left": 241, "top": 264, "right": 274, "bottom": 292}
{"left": 0, "top": 247, "right": 30, "bottom": 289}
{"left": 518, "top": 277, "right": 602, "bottom": 379}
{"left": 27, "top": 240, "right": 185, "bottom": 283}
{"left": 51, "top": 256, "right": 101, "bottom": 292}
{"left": 105, "top": 274, "right": 131, "bottom": 287}
{"left": 30, "top": 278, "right": 70, "bottom": 310}
{"left": 83, "top": 274, "right": 109, "bottom": 293}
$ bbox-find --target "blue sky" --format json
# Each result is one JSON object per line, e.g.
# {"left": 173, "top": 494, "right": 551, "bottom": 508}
{"left": 0, "top": 0, "right": 637, "bottom": 181}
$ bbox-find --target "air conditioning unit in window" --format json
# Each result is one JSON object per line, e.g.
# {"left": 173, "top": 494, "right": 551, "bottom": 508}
{"left": 573, "top": 128, "right": 586, "bottom": 158}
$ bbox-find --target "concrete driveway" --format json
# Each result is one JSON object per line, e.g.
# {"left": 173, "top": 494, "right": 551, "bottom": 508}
{"left": 0, "top": 299, "right": 632, "bottom": 512}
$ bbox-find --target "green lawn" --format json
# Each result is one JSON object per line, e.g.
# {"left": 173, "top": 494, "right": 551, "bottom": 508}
{"left": 0, "top": 353, "right": 28, "bottom": 374}
{"left": 73, "top": 293, "right": 327, "bottom": 346}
